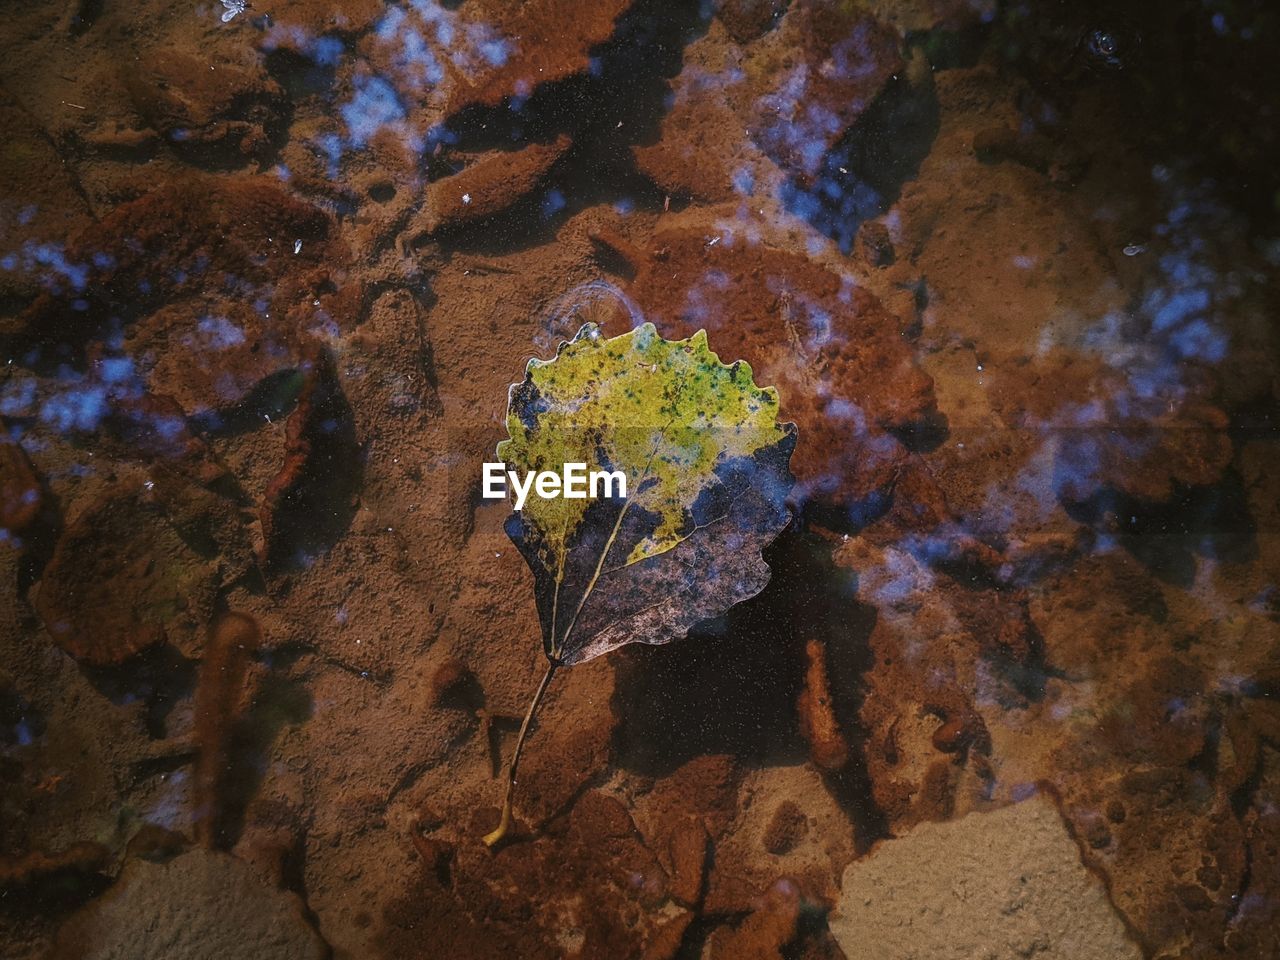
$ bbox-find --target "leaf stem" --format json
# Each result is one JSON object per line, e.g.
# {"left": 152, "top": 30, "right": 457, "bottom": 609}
{"left": 482, "top": 659, "right": 559, "bottom": 848}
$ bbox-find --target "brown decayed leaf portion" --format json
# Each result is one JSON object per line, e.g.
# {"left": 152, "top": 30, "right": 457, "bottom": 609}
{"left": 33, "top": 482, "right": 218, "bottom": 666}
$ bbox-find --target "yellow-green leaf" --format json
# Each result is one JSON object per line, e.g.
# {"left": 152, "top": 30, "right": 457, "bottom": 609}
{"left": 500, "top": 321, "right": 797, "bottom": 666}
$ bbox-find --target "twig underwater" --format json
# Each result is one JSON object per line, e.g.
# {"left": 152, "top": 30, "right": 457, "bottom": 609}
{"left": 482, "top": 661, "right": 558, "bottom": 848}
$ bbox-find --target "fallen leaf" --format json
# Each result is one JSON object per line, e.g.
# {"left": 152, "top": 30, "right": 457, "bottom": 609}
{"left": 485, "top": 321, "right": 796, "bottom": 845}
{"left": 34, "top": 481, "right": 219, "bottom": 666}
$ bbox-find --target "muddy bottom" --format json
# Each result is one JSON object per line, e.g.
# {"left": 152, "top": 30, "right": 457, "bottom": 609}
{"left": 1, "top": 1, "right": 1278, "bottom": 958}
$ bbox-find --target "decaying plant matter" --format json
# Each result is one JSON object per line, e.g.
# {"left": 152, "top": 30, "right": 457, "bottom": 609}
{"left": 484, "top": 322, "right": 796, "bottom": 845}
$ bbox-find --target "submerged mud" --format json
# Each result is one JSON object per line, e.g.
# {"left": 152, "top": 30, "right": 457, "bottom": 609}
{"left": 1, "top": 1, "right": 1278, "bottom": 958}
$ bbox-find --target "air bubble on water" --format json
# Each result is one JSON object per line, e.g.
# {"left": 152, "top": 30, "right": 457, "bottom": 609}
{"left": 1123, "top": 243, "right": 1147, "bottom": 256}
{"left": 1090, "top": 30, "right": 1117, "bottom": 57}
{"left": 535, "top": 280, "right": 645, "bottom": 352}
{"left": 1086, "top": 28, "right": 1125, "bottom": 69}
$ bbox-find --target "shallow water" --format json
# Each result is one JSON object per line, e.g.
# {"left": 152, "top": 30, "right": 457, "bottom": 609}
{"left": 1, "top": 1, "right": 1278, "bottom": 958}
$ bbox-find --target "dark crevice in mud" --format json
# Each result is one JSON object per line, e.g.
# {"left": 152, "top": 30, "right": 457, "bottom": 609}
{"left": 785, "top": 70, "right": 941, "bottom": 253}
{"left": 927, "top": 551, "right": 1009, "bottom": 593}
{"left": 1225, "top": 815, "right": 1255, "bottom": 926}
{"left": 273, "top": 641, "right": 392, "bottom": 687}
{"left": 433, "top": 669, "right": 484, "bottom": 714}
{"left": 264, "top": 47, "right": 341, "bottom": 102}
{"left": 781, "top": 900, "right": 840, "bottom": 960}
{"left": 66, "top": 0, "right": 103, "bottom": 36}
{"left": 890, "top": 409, "right": 950, "bottom": 454}
{"left": 367, "top": 180, "right": 397, "bottom": 204}
{"left": 165, "top": 112, "right": 295, "bottom": 176}
{"left": 1229, "top": 391, "right": 1280, "bottom": 447}
{"left": 422, "top": 161, "right": 578, "bottom": 257}
{"left": 0, "top": 290, "right": 33, "bottom": 324}
{"left": 673, "top": 913, "right": 740, "bottom": 960}
{"left": 130, "top": 749, "right": 195, "bottom": 784}
{"left": 587, "top": 233, "right": 640, "bottom": 280}
{"left": 427, "top": 157, "right": 666, "bottom": 258}
{"left": 0, "top": 868, "right": 113, "bottom": 915}
{"left": 1063, "top": 470, "right": 1258, "bottom": 587}
{"left": 279, "top": 833, "right": 321, "bottom": 917}
{"left": 906, "top": 19, "right": 991, "bottom": 71}
{"left": 795, "top": 528, "right": 891, "bottom": 849}
{"left": 80, "top": 644, "right": 198, "bottom": 740}
{"left": 1188, "top": 713, "right": 1221, "bottom": 778}
{"left": 419, "top": 0, "right": 708, "bottom": 254}
{"left": 803, "top": 487, "right": 895, "bottom": 538}
{"left": 1224, "top": 714, "right": 1267, "bottom": 820}
{"left": 904, "top": 278, "right": 930, "bottom": 336}
{"left": 0, "top": 686, "right": 45, "bottom": 748}
{"left": 190, "top": 368, "right": 307, "bottom": 438}
{"left": 988, "top": 618, "right": 1059, "bottom": 705}
{"left": 223, "top": 563, "right": 269, "bottom": 604}
{"left": 439, "top": 0, "right": 708, "bottom": 154}
{"left": 821, "top": 718, "right": 889, "bottom": 852}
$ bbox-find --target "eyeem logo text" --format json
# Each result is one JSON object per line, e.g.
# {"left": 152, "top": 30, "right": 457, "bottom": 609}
{"left": 482, "top": 463, "right": 627, "bottom": 510}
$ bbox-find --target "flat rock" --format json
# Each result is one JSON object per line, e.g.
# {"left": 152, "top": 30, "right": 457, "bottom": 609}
{"left": 52, "top": 848, "right": 327, "bottom": 960}
{"left": 829, "top": 796, "right": 1142, "bottom": 960}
